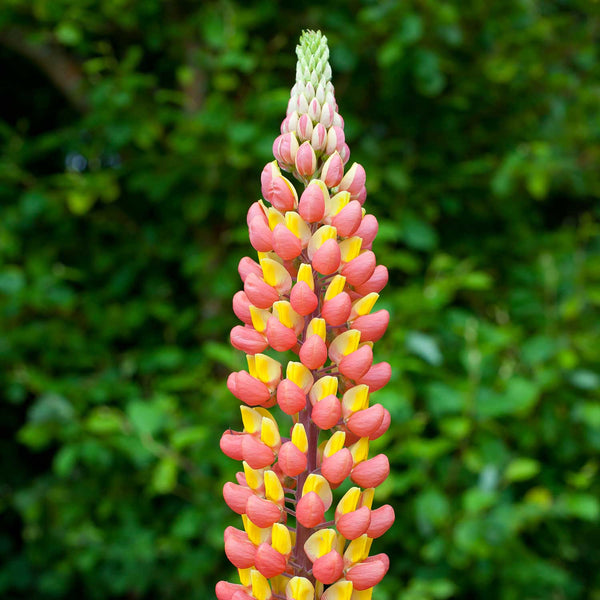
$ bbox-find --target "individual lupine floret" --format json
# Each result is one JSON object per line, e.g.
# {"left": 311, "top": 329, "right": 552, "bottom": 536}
{"left": 218, "top": 30, "right": 394, "bottom": 599}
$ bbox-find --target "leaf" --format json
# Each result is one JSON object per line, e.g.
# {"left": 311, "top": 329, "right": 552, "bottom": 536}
{"left": 152, "top": 457, "right": 178, "bottom": 494}
{"left": 505, "top": 458, "right": 541, "bottom": 482}
{"left": 127, "top": 400, "right": 164, "bottom": 435}
{"left": 406, "top": 332, "right": 443, "bottom": 366}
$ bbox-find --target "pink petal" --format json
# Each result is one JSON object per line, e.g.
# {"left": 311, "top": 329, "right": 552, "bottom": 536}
{"left": 248, "top": 215, "right": 273, "bottom": 252}
{"left": 224, "top": 526, "right": 256, "bottom": 569}
{"left": 311, "top": 395, "right": 342, "bottom": 430}
{"left": 296, "top": 491, "right": 325, "bottom": 528}
{"left": 220, "top": 431, "right": 245, "bottom": 461}
{"left": 355, "top": 214, "right": 378, "bottom": 247}
{"left": 290, "top": 281, "right": 319, "bottom": 316}
{"left": 351, "top": 309, "right": 389, "bottom": 342}
{"left": 222, "top": 481, "right": 254, "bottom": 514}
{"left": 313, "top": 238, "right": 341, "bottom": 275}
{"left": 272, "top": 224, "right": 302, "bottom": 260}
{"left": 312, "top": 550, "right": 344, "bottom": 585}
{"left": 255, "top": 542, "right": 287, "bottom": 578}
{"left": 298, "top": 181, "right": 326, "bottom": 223}
{"left": 232, "top": 291, "right": 253, "bottom": 325}
{"left": 299, "top": 334, "right": 328, "bottom": 370}
{"left": 246, "top": 495, "right": 282, "bottom": 528}
{"left": 321, "top": 292, "right": 351, "bottom": 326}
{"left": 357, "top": 361, "right": 392, "bottom": 392}
{"left": 228, "top": 371, "right": 271, "bottom": 406}
{"left": 277, "top": 441, "right": 307, "bottom": 477}
{"left": 276, "top": 379, "right": 307, "bottom": 415}
{"left": 336, "top": 505, "right": 371, "bottom": 540}
{"left": 244, "top": 273, "right": 279, "bottom": 309}
{"left": 321, "top": 152, "right": 344, "bottom": 188}
{"left": 321, "top": 448, "right": 353, "bottom": 486}
{"left": 339, "top": 345, "right": 373, "bottom": 381}
{"left": 341, "top": 251, "right": 376, "bottom": 287}
{"left": 370, "top": 408, "right": 391, "bottom": 440}
{"left": 351, "top": 454, "right": 389, "bottom": 488}
{"left": 331, "top": 200, "right": 362, "bottom": 237}
{"left": 346, "top": 404, "right": 385, "bottom": 438}
{"left": 366, "top": 504, "right": 395, "bottom": 538}
{"left": 346, "top": 553, "right": 390, "bottom": 590}
{"left": 339, "top": 162, "right": 366, "bottom": 197}
{"left": 230, "top": 325, "right": 268, "bottom": 354}
{"left": 353, "top": 265, "right": 388, "bottom": 295}
{"left": 242, "top": 435, "right": 275, "bottom": 469}
{"left": 266, "top": 316, "right": 298, "bottom": 352}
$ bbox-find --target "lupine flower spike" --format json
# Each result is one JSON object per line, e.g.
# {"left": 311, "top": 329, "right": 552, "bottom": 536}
{"left": 218, "top": 30, "right": 394, "bottom": 600}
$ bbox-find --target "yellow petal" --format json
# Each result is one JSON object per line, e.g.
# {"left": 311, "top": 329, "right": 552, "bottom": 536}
{"left": 336, "top": 487, "right": 361, "bottom": 515}
{"left": 243, "top": 461, "right": 264, "bottom": 490}
{"left": 304, "top": 528, "right": 336, "bottom": 561}
{"left": 339, "top": 236, "right": 362, "bottom": 262}
{"left": 240, "top": 406, "right": 262, "bottom": 434}
{"left": 325, "top": 190, "right": 350, "bottom": 218}
{"left": 351, "top": 292, "right": 379, "bottom": 317}
{"left": 260, "top": 257, "right": 292, "bottom": 292}
{"left": 343, "top": 534, "right": 372, "bottom": 564}
{"left": 273, "top": 300, "right": 302, "bottom": 330}
{"left": 271, "top": 522, "right": 292, "bottom": 555}
{"left": 238, "top": 567, "right": 252, "bottom": 587}
{"left": 302, "top": 474, "right": 333, "bottom": 510}
{"left": 260, "top": 417, "right": 281, "bottom": 448}
{"left": 297, "top": 263, "right": 315, "bottom": 290}
{"left": 286, "top": 576, "right": 315, "bottom": 600}
{"left": 321, "top": 581, "right": 353, "bottom": 600}
{"left": 329, "top": 330, "right": 361, "bottom": 361}
{"left": 306, "top": 317, "right": 326, "bottom": 340}
{"left": 323, "top": 430, "right": 346, "bottom": 458}
{"left": 291, "top": 423, "right": 308, "bottom": 453}
{"left": 242, "top": 514, "right": 270, "bottom": 545}
{"left": 267, "top": 207, "right": 285, "bottom": 230}
{"left": 351, "top": 589, "right": 373, "bottom": 600}
{"left": 349, "top": 437, "right": 370, "bottom": 464}
{"left": 285, "top": 211, "right": 311, "bottom": 242}
{"left": 264, "top": 470, "right": 284, "bottom": 503}
{"left": 324, "top": 274, "right": 347, "bottom": 301}
{"left": 254, "top": 353, "right": 282, "bottom": 385}
{"left": 307, "top": 225, "right": 337, "bottom": 259}
{"left": 251, "top": 569, "right": 271, "bottom": 600}
{"left": 250, "top": 305, "right": 271, "bottom": 333}
{"left": 342, "top": 384, "right": 370, "bottom": 413}
{"left": 286, "top": 362, "right": 314, "bottom": 393}
{"left": 309, "top": 376, "right": 338, "bottom": 403}
{"left": 360, "top": 488, "right": 375, "bottom": 510}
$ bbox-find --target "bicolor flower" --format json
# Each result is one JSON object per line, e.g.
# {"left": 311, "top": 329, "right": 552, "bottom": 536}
{"left": 217, "top": 30, "right": 394, "bottom": 600}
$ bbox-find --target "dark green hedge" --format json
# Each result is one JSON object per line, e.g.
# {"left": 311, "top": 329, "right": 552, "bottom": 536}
{"left": 1, "top": 1, "right": 599, "bottom": 598}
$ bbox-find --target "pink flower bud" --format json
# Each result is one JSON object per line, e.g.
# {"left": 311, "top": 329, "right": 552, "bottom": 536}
{"left": 339, "top": 162, "right": 366, "bottom": 197}
{"left": 355, "top": 214, "right": 378, "bottom": 247}
{"left": 224, "top": 527, "right": 256, "bottom": 569}
{"left": 242, "top": 435, "right": 275, "bottom": 469}
{"left": 366, "top": 505, "right": 395, "bottom": 538}
{"left": 346, "top": 554, "right": 390, "bottom": 591}
{"left": 272, "top": 224, "right": 302, "bottom": 260}
{"left": 227, "top": 371, "right": 271, "bottom": 406}
{"left": 333, "top": 112, "right": 344, "bottom": 129}
{"left": 230, "top": 325, "right": 268, "bottom": 355}
{"left": 222, "top": 482, "right": 254, "bottom": 515}
{"left": 220, "top": 431, "right": 245, "bottom": 461}
{"left": 351, "top": 454, "right": 389, "bottom": 488}
{"left": 290, "top": 281, "right": 319, "bottom": 316}
{"left": 321, "top": 292, "right": 351, "bottom": 326}
{"left": 231, "top": 590, "right": 254, "bottom": 600}
{"left": 246, "top": 495, "right": 282, "bottom": 528}
{"left": 238, "top": 256, "right": 262, "bottom": 283}
{"left": 277, "top": 441, "right": 307, "bottom": 476}
{"left": 312, "top": 550, "right": 344, "bottom": 585}
{"left": 319, "top": 102, "right": 335, "bottom": 128}
{"left": 311, "top": 123, "right": 327, "bottom": 152}
{"left": 216, "top": 581, "right": 246, "bottom": 600}
{"left": 308, "top": 97, "right": 321, "bottom": 122}
{"left": 276, "top": 379, "right": 306, "bottom": 414}
{"left": 353, "top": 264, "right": 388, "bottom": 296}
{"left": 321, "top": 448, "right": 353, "bottom": 486}
{"left": 297, "top": 113, "right": 313, "bottom": 141}
{"left": 346, "top": 404, "right": 385, "bottom": 438}
{"left": 358, "top": 361, "right": 391, "bottom": 392}
{"left": 288, "top": 111, "right": 299, "bottom": 132}
{"left": 311, "top": 395, "right": 342, "bottom": 429}
{"left": 247, "top": 200, "right": 268, "bottom": 227}
{"left": 320, "top": 152, "right": 344, "bottom": 188}
{"left": 232, "top": 291, "right": 253, "bottom": 325}
{"left": 266, "top": 316, "right": 297, "bottom": 352}
{"left": 298, "top": 180, "right": 326, "bottom": 222}
{"left": 370, "top": 408, "right": 391, "bottom": 440}
{"left": 299, "top": 334, "right": 328, "bottom": 370}
{"left": 296, "top": 491, "right": 325, "bottom": 528}
{"left": 295, "top": 141, "right": 317, "bottom": 178}
{"left": 248, "top": 215, "right": 273, "bottom": 252}
{"left": 275, "top": 132, "right": 299, "bottom": 165}
{"left": 355, "top": 185, "right": 367, "bottom": 205}
{"left": 244, "top": 273, "right": 279, "bottom": 309}
{"left": 331, "top": 200, "right": 362, "bottom": 237}
{"left": 340, "top": 143, "right": 351, "bottom": 165}
{"left": 269, "top": 175, "right": 298, "bottom": 211}
{"left": 351, "top": 309, "right": 389, "bottom": 342}
{"left": 339, "top": 345, "right": 373, "bottom": 381}
{"left": 255, "top": 543, "right": 288, "bottom": 578}
{"left": 312, "top": 238, "right": 341, "bottom": 275}
{"left": 325, "top": 126, "right": 345, "bottom": 155}
{"left": 336, "top": 505, "right": 371, "bottom": 540}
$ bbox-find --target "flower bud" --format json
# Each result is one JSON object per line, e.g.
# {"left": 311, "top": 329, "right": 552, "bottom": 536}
{"left": 339, "top": 162, "right": 366, "bottom": 197}
{"left": 336, "top": 505, "right": 371, "bottom": 540}
{"left": 312, "top": 550, "right": 344, "bottom": 585}
{"left": 297, "top": 113, "right": 314, "bottom": 141}
{"left": 321, "top": 292, "right": 351, "bottom": 326}
{"left": 299, "top": 334, "right": 328, "bottom": 370}
{"left": 366, "top": 504, "right": 395, "bottom": 538}
{"left": 224, "top": 527, "right": 256, "bottom": 569}
{"left": 220, "top": 431, "right": 245, "bottom": 461}
{"left": 308, "top": 97, "right": 321, "bottom": 122}
{"left": 272, "top": 224, "right": 302, "bottom": 260}
{"left": 227, "top": 371, "right": 271, "bottom": 406}
{"left": 311, "top": 122, "right": 328, "bottom": 152}
{"left": 342, "top": 251, "right": 376, "bottom": 288}
{"left": 246, "top": 495, "right": 282, "bottom": 528}
{"left": 320, "top": 151, "right": 344, "bottom": 188}
{"left": 275, "top": 131, "right": 299, "bottom": 165}
{"left": 290, "top": 281, "right": 319, "bottom": 316}
{"left": 353, "top": 265, "right": 389, "bottom": 296}
{"left": 370, "top": 408, "right": 391, "bottom": 440}
{"left": 232, "top": 291, "right": 253, "bottom": 325}
{"left": 277, "top": 379, "right": 307, "bottom": 415}
{"left": 331, "top": 200, "right": 362, "bottom": 237}
{"left": 325, "top": 126, "right": 345, "bottom": 155}
{"left": 216, "top": 581, "right": 247, "bottom": 600}
{"left": 312, "top": 238, "right": 341, "bottom": 275}
{"left": 340, "top": 143, "right": 351, "bottom": 165}
{"left": 357, "top": 361, "right": 391, "bottom": 392}
{"left": 266, "top": 316, "right": 298, "bottom": 352}
{"left": 296, "top": 491, "right": 325, "bottom": 528}
{"left": 277, "top": 441, "right": 307, "bottom": 476}
{"left": 242, "top": 435, "right": 275, "bottom": 469}
{"left": 244, "top": 273, "right": 279, "bottom": 309}
{"left": 222, "top": 482, "right": 254, "bottom": 514}
{"left": 321, "top": 448, "right": 353, "bottom": 486}
{"left": 351, "top": 454, "right": 389, "bottom": 488}
{"left": 355, "top": 214, "right": 378, "bottom": 248}
{"left": 351, "top": 310, "right": 389, "bottom": 342}
{"left": 347, "top": 404, "right": 385, "bottom": 438}
{"left": 346, "top": 554, "right": 390, "bottom": 591}
{"left": 339, "top": 345, "right": 373, "bottom": 381}
{"left": 238, "top": 256, "right": 263, "bottom": 283}
{"left": 269, "top": 175, "right": 298, "bottom": 211}
{"left": 311, "top": 395, "right": 342, "bottom": 430}
{"left": 255, "top": 542, "right": 288, "bottom": 578}
{"left": 248, "top": 215, "right": 273, "bottom": 252}
{"left": 230, "top": 325, "right": 268, "bottom": 355}
{"left": 298, "top": 180, "right": 327, "bottom": 222}
{"left": 295, "top": 141, "right": 318, "bottom": 178}
{"left": 319, "top": 102, "right": 335, "bottom": 128}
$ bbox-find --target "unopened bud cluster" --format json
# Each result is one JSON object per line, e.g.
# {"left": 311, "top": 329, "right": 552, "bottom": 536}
{"left": 217, "top": 31, "right": 394, "bottom": 600}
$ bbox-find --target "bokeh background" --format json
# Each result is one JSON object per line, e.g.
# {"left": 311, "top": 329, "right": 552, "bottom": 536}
{"left": 1, "top": 1, "right": 600, "bottom": 598}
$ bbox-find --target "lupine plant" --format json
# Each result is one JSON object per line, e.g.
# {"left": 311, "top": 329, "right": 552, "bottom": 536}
{"left": 216, "top": 31, "right": 394, "bottom": 600}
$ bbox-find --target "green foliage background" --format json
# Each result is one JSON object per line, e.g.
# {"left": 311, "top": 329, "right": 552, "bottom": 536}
{"left": 1, "top": 1, "right": 599, "bottom": 598}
